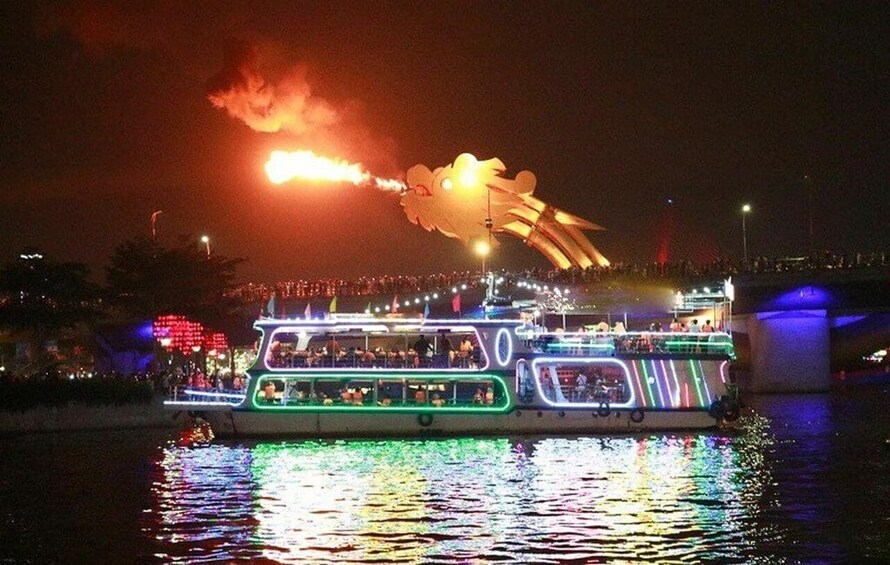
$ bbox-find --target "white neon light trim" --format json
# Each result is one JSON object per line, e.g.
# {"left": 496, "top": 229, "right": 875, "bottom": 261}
{"left": 719, "top": 360, "right": 728, "bottom": 384}
{"left": 182, "top": 388, "right": 247, "bottom": 400}
{"left": 495, "top": 327, "right": 513, "bottom": 367}
{"left": 164, "top": 401, "right": 237, "bottom": 407}
{"left": 530, "top": 357, "right": 636, "bottom": 408}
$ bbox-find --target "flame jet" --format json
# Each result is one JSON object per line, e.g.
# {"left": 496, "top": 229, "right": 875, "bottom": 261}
{"left": 401, "top": 153, "right": 610, "bottom": 269}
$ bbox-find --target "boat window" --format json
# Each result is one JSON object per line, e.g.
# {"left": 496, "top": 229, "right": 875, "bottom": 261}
{"left": 532, "top": 360, "right": 634, "bottom": 407}
{"left": 254, "top": 376, "right": 507, "bottom": 409}
{"left": 516, "top": 360, "right": 535, "bottom": 403}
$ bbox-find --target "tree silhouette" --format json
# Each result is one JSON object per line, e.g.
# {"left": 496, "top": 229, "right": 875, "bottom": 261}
{"left": 105, "top": 236, "right": 245, "bottom": 328}
{"left": 0, "top": 253, "right": 98, "bottom": 365}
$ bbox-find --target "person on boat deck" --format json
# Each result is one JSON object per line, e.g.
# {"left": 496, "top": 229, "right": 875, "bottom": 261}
{"left": 232, "top": 374, "right": 243, "bottom": 390}
{"left": 321, "top": 393, "right": 334, "bottom": 406}
{"left": 415, "top": 388, "right": 426, "bottom": 405}
{"left": 326, "top": 336, "right": 341, "bottom": 354}
{"left": 413, "top": 335, "right": 432, "bottom": 367}
{"left": 431, "top": 393, "right": 445, "bottom": 407}
{"left": 574, "top": 372, "right": 588, "bottom": 400}
{"left": 702, "top": 319, "right": 715, "bottom": 332}
{"left": 379, "top": 395, "right": 392, "bottom": 407}
{"left": 459, "top": 337, "right": 473, "bottom": 366}
{"left": 473, "top": 387, "right": 485, "bottom": 404}
{"left": 441, "top": 338, "right": 454, "bottom": 366}
{"left": 687, "top": 318, "right": 700, "bottom": 333}
{"left": 263, "top": 381, "right": 276, "bottom": 403}
{"left": 596, "top": 320, "right": 610, "bottom": 333}
{"left": 352, "top": 387, "right": 364, "bottom": 405}
{"left": 485, "top": 387, "right": 495, "bottom": 405}
{"left": 669, "top": 317, "right": 682, "bottom": 332}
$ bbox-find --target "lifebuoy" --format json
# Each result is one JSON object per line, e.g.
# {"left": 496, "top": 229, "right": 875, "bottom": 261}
{"left": 630, "top": 408, "right": 645, "bottom": 423}
{"left": 597, "top": 402, "right": 611, "bottom": 418}
{"left": 708, "top": 400, "right": 727, "bottom": 420}
{"left": 417, "top": 413, "right": 434, "bottom": 427}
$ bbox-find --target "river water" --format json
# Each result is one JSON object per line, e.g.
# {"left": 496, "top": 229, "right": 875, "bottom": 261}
{"left": 2, "top": 387, "right": 889, "bottom": 563}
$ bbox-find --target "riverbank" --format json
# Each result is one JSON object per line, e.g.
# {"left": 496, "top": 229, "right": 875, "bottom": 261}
{"left": 0, "top": 399, "right": 175, "bottom": 434}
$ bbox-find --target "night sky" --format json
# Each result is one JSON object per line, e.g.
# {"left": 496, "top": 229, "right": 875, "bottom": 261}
{"left": 2, "top": 2, "right": 888, "bottom": 282}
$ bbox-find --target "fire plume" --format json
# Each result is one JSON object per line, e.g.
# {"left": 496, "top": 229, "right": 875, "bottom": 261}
{"left": 265, "top": 150, "right": 405, "bottom": 191}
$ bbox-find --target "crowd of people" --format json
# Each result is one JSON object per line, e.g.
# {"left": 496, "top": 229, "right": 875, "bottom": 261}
{"left": 229, "top": 251, "right": 889, "bottom": 303}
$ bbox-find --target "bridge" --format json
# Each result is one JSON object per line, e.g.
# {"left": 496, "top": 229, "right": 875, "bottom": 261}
{"left": 726, "top": 268, "right": 890, "bottom": 392}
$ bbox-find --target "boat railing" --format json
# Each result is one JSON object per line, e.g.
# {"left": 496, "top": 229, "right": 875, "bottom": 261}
{"left": 530, "top": 331, "right": 734, "bottom": 357}
{"left": 264, "top": 351, "right": 483, "bottom": 371}
{"left": 165, "top": 386, "right": 246, "bottom": 406}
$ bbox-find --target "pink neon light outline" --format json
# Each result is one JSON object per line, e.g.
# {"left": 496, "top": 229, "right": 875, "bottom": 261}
{"left": 261, "top": 323, "right": 492, "bottom": 373}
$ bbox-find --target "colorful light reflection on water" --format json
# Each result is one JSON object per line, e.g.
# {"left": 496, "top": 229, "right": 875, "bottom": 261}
{"left": 149, "top": 421, "right": 787, "bottom": 563}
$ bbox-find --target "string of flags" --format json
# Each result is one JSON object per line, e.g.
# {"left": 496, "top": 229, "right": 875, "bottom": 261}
{"left": 262, "top": 275, "right": 571, "bottom": 320}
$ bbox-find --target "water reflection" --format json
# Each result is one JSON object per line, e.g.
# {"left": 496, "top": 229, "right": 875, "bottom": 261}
{"left": 149, "top": 429, "right": 780, "bottom": 562}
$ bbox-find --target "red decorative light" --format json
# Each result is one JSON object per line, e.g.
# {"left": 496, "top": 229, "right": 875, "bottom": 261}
{"left": 153, "top": 315, "right": 227, "bottom": 354}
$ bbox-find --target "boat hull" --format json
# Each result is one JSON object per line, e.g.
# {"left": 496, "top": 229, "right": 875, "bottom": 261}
{"left": 183, "top": 407, "right": 718, "bottom": 438}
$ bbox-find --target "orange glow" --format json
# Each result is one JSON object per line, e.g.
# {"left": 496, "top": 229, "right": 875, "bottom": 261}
{"left": 265, "top": 150, "right": 405, "bottom": 191}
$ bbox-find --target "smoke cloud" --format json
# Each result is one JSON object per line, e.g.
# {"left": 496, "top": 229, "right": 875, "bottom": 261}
{"left": 206, "top": 40, "right": 340, "bottom": 136}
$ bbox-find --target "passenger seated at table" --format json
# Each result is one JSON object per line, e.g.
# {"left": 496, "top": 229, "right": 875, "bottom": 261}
{"left": 352, "top": 387, "right": 364, "bottom": 405}
{"left": 340, "top": 388, "right": 353, "bottom": 403}
{"left": 379, "top": 395, "right": 392, "bottom": 407}
{"left": 263, "top": 382, "right": 276, "bottom": 403}
{"left": 431, "top": 393, "right": 445, "bottom": 407}
{"left": 415, "top": 388, "right": 426, "bottom": 405}
{"left": 485, "top": 387, "right": 495, "bottom": 405}
{"left": 473, "top": 387, "right": 485, "bottom": 404}
{"left": 321, "top": 393, "right": 333, "bottom": 406}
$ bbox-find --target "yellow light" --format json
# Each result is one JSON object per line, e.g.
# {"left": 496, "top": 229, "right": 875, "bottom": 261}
{"left": 742, "top": 204, "right": 752, "bottom": 213}
{"left": 458, "top": 168, "right": 477, "bottom": 188}
{"left": 474, "top": 240, "right": 491, "bottom": 257}
{"left": 201, "top": 235, "right": 209, "bottom": 243}
{"left": 441, "top": 177, "right": 453, "bottom": 191}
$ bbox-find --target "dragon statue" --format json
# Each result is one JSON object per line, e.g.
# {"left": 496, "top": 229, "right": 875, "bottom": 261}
{"left": 401, "top": 153, "right": 609, "bottom": 269}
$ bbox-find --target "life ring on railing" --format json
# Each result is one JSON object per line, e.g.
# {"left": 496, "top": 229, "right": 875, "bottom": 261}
{"left": 597, "top": 402, "right": 611, "bottom": 418}
{"left": 708, "top": 400, "right": 727, "bottom": 421}
{"left": 723, "top": 406, "right": 740, "bottom": 422}
{"left": 630, "top": 408, "right": 645, "bottom": 423}
{"left": 417, "top": 413, "right": 434, "bottom": 427}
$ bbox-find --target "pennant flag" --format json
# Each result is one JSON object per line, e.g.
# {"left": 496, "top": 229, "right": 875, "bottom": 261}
{"left": 329, "top": 296, "right": 338, "bottom": 313}
{"left": 452, "top": 293, "right": 461, "bottom": 314}
{"left": 266, "top": 292, "right": 277, "bottom": 319}
{"left": 304, "top": 302, "right": 312, "bottom": 319}
{"left": 423, "top": 302, "right": 430, "bottom": 318}
{"left": 391, "top": 294, "right": 399, "bottom": 313}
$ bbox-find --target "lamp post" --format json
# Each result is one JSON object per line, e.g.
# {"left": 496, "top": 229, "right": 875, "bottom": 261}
{"left": 741, "top": 204, "right": 752, "bottom": 265}
{"left": 200, "top": 235, "right": 211, "bottom": 258}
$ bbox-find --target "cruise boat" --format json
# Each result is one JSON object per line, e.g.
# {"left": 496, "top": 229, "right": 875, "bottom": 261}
{"left": 166, "top": 316, "right": 740, "bottom": 437}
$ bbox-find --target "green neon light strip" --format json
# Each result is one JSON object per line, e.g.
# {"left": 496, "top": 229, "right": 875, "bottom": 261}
{"left": 250, "top": 373, "right": 513, "bottom": 413}
{"left": 638, "top": 360, "right": 657, "bottom": 407}
{"left": 688, "top": 360, "right": 705, "bottom": 407}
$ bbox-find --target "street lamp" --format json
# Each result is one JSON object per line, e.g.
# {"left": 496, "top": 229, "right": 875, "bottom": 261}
{"left": 200, "top": 235, "right": 211, "bottom": 257}
{"left": 474, "top": 239, "right": 490, "bottom": 276}
{"left": 741, "top": 204, "right": 752, "bottom": 264}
